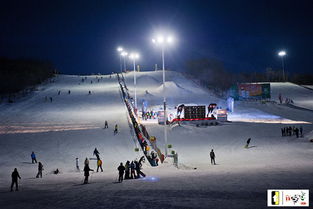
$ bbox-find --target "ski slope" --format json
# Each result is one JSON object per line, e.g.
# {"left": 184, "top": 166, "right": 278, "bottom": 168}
{"left": 0, "top": 71, "right": 313, "bottom": 209}
{"left": 271, "top": 82, "right": 313, "bottom": 111}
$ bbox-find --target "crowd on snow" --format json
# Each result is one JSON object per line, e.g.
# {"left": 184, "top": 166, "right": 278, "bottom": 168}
{"left": 281, "top": 126, "right": 303, "bottom": 138}
{"left": 10, "top": 146, "right": 148, "bottom": 191}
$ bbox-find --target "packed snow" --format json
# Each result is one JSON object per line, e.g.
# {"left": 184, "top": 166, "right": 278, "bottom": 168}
{"left": 0, "top": 71, "right": 312, "bottom": 209}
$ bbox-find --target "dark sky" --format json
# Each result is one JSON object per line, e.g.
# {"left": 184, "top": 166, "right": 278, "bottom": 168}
{"left": 1, "top": 0, "right": 312, "bottom": 75}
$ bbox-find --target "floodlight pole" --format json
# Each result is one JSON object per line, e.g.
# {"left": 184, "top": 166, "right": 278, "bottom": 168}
{"left": 123, "top": 56, "right": 126, "bottom": 72}
{"left": 162, "top": 45, "right": 168, "bottom": 157}
{"left": 281, "top": 56, "right": 285, "bottom": 81}
{"left": 133, "top": 59, "right": 137, "bottom": 110}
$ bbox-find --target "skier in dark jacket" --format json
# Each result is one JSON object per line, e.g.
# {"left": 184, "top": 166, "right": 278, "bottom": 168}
{"left": 93, "top": 148, "right": 100, "bottom": 160}
{"left": 11, "top": 168, "right": 21, "bottom": 191}
{"left": 104, "top": 120, "right": 108, "bottom": 129}
{"left": 124, "top": 161, "right": 130, "bottom": 179}
{"left": 245, "top": 138, "right": 251, "bottom": 148}
{"left": 117, "top": 163, "right": 125, "bottom": 182}
{"left": 114, "top": 124, "right": 118, "bottom": 135}
{"left": 83, "top": 164, "right": 94, "bottom": 184}
{"left": 31, "top": 151, "right": 37, "bottom": 164}
{"left": 135, "top": 160, "right": 146, "bottom": 178}
{"left": 210, "top": 149, "right": 216, "bottom": 165}
{"left": 130, "top": 161, "right": 136, "bottom": 179}
{"left": 36, "top": 162, "right": 44, "bottom": 178}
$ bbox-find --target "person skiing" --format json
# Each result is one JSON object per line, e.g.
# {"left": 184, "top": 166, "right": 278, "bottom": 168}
{"left": 245, "top": 138, "right": 251, "bottom": 148}
{"left": 114, "top": 124, "right": 118, "bottom": 135}
{"left": 210, "top": 149, "right": 216, "bottom": 165}
{"left": 124, "top": 161, "right": 130, "bottom": 179}
{"left": 68, "top": 90, "right": 71, "bottom": 94}
{"left": 11, "top": 168, "right": 21, "bottom": 191}
{"left": 83, "top": 164, "right": 94, "bottom": 184}
{"left": 31, "top": 151, "right": 37, "bottom": 164}
{"left": 49, "top": 97, "right": 53, "bottom": 102}
{"left": 117, "top": 162, "right": 125, "bottom": 182}
{"left": 93, "top": 148, "right": 100, "bottom": 160}
{"left": 104, "top": 120, "right": 108, "bottom": 129}
{"left": 36, "top": 162, "right": 44, "bottom": 178}
{"left": 130, "top": 161, "right": 136, "bottom": 179}
{"left": 97, "top": 159, "right": 103, "bottom": 172}
{"left": 135, "top": 159, "right": 146, "bottom": 178}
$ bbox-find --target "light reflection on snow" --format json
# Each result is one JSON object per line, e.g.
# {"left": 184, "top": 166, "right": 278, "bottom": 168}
{"left": 0, "top": 123, "right": 100, "bottom": 134}
{"left": 139, "top": 176, "right": 159, "bottom": 182}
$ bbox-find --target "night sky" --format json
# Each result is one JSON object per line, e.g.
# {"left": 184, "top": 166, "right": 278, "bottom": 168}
{"left": 1, "top": 0, "right": 312, "bottom": 75}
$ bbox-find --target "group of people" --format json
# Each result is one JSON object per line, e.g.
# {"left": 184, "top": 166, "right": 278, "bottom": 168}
{"left": 278, "top": 93, "right": 294, "bottom": 105}
{"left": 281, "top": 126, "right": 303, "bottom": 138}
{"left": 117, "top": 156, "right": 146, "bottom": 183}
{"left": 103, "top": 120, "right": 119, "bottom": 135}
{"left": 82, "top": 148, "right": 104, "bottom": 184}
{"left": 11, "top": 151, "right": 45, "bottom": 192}
{"left": 141, "top": 110, "right": 156, "bottom": 120}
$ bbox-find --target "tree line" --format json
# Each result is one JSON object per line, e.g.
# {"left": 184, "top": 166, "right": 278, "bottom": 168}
{"left": 0, "top": 57, "right": 55, "bottom": 95}
{"left": 184, "top": 58, "right": 313, "bottom": 94}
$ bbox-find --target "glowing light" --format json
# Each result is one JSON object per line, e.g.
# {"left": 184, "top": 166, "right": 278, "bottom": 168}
{"left": 121, "top": 51, "right": 128, "bottom": 56}
{"left": 157, "top": 35, "right": 164, "bottom": 43}
{"left": 167, "top": 36, "right": 173, "bottom": 43}
{"left": 278, "top": 51, "right": 286, "bottom": 57}
{"left": 129, "top": 53, "right": 139, "bottom": 60}
{"left": 117, "top": 47, "right": 123, "bottom": 52}
{"left": 152, "top": 34, "right": 174, "bottom": 45}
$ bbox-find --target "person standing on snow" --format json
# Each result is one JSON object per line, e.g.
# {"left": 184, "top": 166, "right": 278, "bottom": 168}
{"left": 11, "top": 168, "right": 21, "bottom": 191}
{"left": 84, "top": 157, "right": 89, "bottom": 166}
{"left": 210, "top": 149, "right": 216, "bottom": 165}
{"left": 117, "top": 162, "right": 125, "bottom": 182}
{"left": 31, "top": 151, "right": 37, "bottom": 164}
{"left": 130, "top": 161, "right": 136, "bottom": 179}
{"left": 83, "top": 163, "right": 94, "bottom": 184}
{"left": 300, "top": 126, "right": 303, "bottom": 137}
{"left": 135, "top": 159, "right": 146, "bottom": 178}
{"left": 114, "top": 124, "right": 118, "bottom": 135}
{"left": 104, "top": 120, "right": 108, "bottom": 129}
{"left": 124, "top": 161, "right": 130, "bottom": 179}
{"left": 97, "top": 159, "right": 103, "bottom": 172}
{"left": 245, "top": 138, "right": 251, "bottom": 148}
{"left": 36, "top": 162, "right": 44, "bottom": 178}
{"left": 76, "top": 158, "right": 80, "bottom": 171}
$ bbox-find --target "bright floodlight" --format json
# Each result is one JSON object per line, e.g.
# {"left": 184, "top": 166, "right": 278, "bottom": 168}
{"left": 121, "top": 51, "right": 128, "bottom": 56}
{"left": 152, "top": 34, "right": 174, "bottom": 45}
{"left": 278, "top": 51, "right": 286, "bottom": 57}
{"left": 117, "top": 47, "right": 123, "bottom": 52}
{"left": 167, "top": 36, "right": 173, "bottom": 43}
{"left": 157, "top": 35, "right": 164, "bottom": 43}
{"left": 129, "top": 53, "right": 139, "bottom": 60}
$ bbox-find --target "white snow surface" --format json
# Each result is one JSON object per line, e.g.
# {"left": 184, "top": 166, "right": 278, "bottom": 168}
{"left": 270, "top": 82, "right": 313, "bottom": 110}
{"left": 0, "top": 71, "right": 312, "bottom": 209}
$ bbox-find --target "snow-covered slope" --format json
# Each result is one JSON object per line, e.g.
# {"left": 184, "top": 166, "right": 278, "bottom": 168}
{"left": 0, "top": 71, "right": 312, "bottom": 209}
{"left": 270, "top": 82, "right": 313, "bottom": 110}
